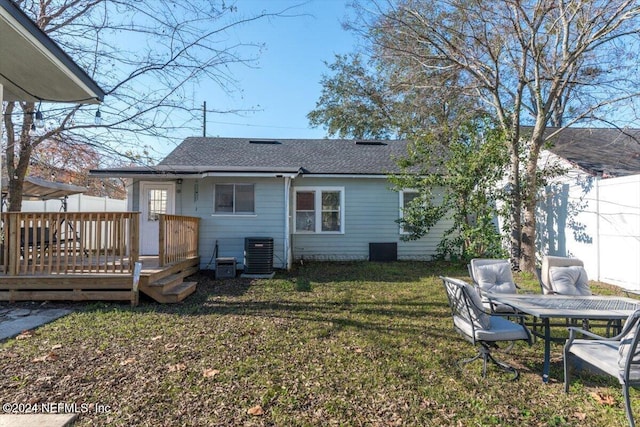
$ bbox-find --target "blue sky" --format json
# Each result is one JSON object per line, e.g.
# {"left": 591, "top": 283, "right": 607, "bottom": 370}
{"left": 197, "top": 0, "right": 358, "bottom": 140}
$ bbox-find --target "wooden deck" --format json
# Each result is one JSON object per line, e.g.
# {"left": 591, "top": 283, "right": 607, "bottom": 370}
{"left": 0, "top": 213, "right": 201, "bottom": 304}
{"left": 0, "top": 255, "right": 200, "bottom": 305}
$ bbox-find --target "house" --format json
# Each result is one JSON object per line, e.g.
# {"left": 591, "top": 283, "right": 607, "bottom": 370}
{"left": 534, "top": 127, "right": 640, "bottom": 291}
{"left": 90, "top": 137, "right": 454, "bottom": 272}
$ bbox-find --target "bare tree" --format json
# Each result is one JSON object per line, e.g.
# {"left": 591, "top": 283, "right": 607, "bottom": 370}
{"left": 3, "top": 0, "right": 296, "bottom": 211}
{"left": 343, "top": 0, "right": 640, "bottom": 272}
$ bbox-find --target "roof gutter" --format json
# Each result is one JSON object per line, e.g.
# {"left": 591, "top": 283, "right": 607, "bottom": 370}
{"left": 89, "top": 168, "right": 305, "bottom": 180}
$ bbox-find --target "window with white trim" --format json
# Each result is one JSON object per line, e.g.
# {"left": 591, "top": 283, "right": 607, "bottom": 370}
{"left": 294, "top": 187, "right": 344, "bottom": 233}
{"left": 214, "top": 184, "right": 255, "bottom": 214}
{"left": 399, "top": 190, "right": 420, "bottom": 234}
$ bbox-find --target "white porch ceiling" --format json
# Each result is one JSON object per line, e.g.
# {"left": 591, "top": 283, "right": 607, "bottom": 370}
{"left": 0, "top": 0, "right": 104, "bottom": 103}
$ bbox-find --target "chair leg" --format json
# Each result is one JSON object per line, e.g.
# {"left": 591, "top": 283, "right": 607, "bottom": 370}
{"left": 623, "top": 383, "right": 636, "bottom": 427}
{"left": 458, "top": 351, "right": 484, "bottom": 370}
{"left": 563, "top": 348, "right": 571, "bottom": 393}
{"left": 485, "top": 349, "right": 519, "bottom": 380}
{"left": 458, "top": 343, "right": 519, "bottom": 380}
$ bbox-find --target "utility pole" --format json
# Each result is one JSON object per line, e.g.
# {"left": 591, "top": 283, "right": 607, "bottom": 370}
{"left": 203, "top": 101, "right": 207, "bottom": 137}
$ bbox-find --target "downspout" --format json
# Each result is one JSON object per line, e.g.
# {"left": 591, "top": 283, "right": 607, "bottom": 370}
{"left": 0, "top": 83, "right": 3, "bottom": 213}
{"left": 283, "top": 176, "right": 291, "bottom": 270}
{"left": 281, "top": 169, "right": 301, "bottom": 271}
{"left": 595, "top": 175, "right": 601, "bottom": 282}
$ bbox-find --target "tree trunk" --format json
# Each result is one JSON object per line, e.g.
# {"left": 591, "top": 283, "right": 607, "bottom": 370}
{"left": 520, "top": 198, "right": 537, "bottom": 273}
{"left": 7, "top": 125, "right": 34, "bottom": 213}
{"left": 519, "top": 135, "right": 544, "bottom": 273}
{"left": 8, "top": 150, "right": 31, "bottom": 212}
{"left": 507, "top": 141, "right": 521, "bottom": 270}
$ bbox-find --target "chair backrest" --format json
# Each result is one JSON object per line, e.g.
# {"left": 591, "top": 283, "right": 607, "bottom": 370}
{"left": 441, "top": 276, "right": 491, "bottom": 342}
{"left": 468, "top": 258, "right": 517, "bottom": 295}
{"left": 619, "top": 310, "right": 640, "bottom": 381}
{"left": 540, "top": 256, "right": 590, "bottom": 295}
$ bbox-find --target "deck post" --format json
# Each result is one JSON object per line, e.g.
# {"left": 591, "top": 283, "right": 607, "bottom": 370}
{"left": 131, "top": 261, "right": 142, "bottom": 306}
{"left": 130, "top": 213, "right": 140, "bottom": 267}
{"left": 158, "top": 214, "right": 166, "bottom": 267}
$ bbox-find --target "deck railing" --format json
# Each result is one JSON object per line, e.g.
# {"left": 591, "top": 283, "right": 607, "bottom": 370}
{"left": 158, "top": 214, "right": 200, "bottom": 267}
{"left": 0, "top": 212, "right": 140, "bottom": 275}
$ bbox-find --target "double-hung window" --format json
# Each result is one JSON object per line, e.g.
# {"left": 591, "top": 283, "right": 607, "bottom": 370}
{"left": 294, "top": 187, "right": 344, "bottom": 233}
{"left": 214, "top": 184, "right": 255, "bottom": 214}
{"left": 399, "top": 190, "right": 420, "bottom": 234}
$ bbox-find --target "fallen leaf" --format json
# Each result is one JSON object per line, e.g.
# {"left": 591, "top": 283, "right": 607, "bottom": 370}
{"left": 574, "top": 412, "right": 587, "bottom": 421}
{"left": 247, "top": 405, "right": 264, "bottom": 416}
{"left": 164, "top": 343, "right": 177, "bottom": 351}
{"left": 354, "top": 348, "right": 363, "bottom": 353}
{"left": 590, "top": 391, "right": 616, "bottom": 406}
{"left": 3, "top": 352, "right": 19, "bottom": 358}
{"left": 16, "top": 330, "right": 35, "bottom": 340}
{"left": 168, "top": 363, "right": 187, "bottom": 372}
{"left": 51, "top": 344, "right": 63, "bottom": 350}
{"left": 32, "top": 352, "right": 58, "bottom": 363}
{"left": 120, "top": 357, "right": 136, "bottom": 366}
{"left": 203, "top": 368, "right": 220, "bottom": 378}
{"left": 151, "top": 335, "right": 163, "bottom": 341}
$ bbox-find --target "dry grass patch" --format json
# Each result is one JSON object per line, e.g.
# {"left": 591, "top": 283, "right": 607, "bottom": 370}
{"left": 0, "top": 261, "right": 637, "bottom": 426}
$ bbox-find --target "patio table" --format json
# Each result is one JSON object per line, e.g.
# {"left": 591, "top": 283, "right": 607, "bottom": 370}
{"left": 485, "top": 293, "right": 640, "bottom": 382}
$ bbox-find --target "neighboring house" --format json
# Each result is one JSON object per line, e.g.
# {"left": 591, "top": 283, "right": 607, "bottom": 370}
{"left": 534, "top": 127, "right": 640, "bottom": 291}
{"left": 90, "top": 138, "right": 453, "bottom": 271}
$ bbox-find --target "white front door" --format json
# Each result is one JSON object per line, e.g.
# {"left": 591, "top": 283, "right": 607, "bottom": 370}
{"left": 140, "top": 182, "right": 175, "bottom": 255}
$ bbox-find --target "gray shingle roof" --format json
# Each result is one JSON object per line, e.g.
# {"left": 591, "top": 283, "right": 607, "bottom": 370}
{"left": 543, "top": 127, "right": 640, "bottom": 177}
{"left": 157, "top": 137, "right": 410, "bottom": 175}
{"left": 89, "top": 128, "right": 639, "bottom": 179}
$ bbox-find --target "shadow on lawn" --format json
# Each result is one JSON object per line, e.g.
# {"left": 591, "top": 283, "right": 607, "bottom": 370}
{"left": 83, "top": 264, "right": 457, "bottom": 340}
{"left": 284, "top": 260, "right": 468, "bottom": 284}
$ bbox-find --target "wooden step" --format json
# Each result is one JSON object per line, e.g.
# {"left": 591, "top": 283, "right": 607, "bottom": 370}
{"left": 143, "top": 258, "right": 199, "bottom": 284}
{"left": 138, "top": 258, "right": 200, "bottom": 303}
{"left": 163, "top": 281, "right": 197, "bottom": 297}
{"left": 154, "top": 281, "right": 197, "bottom": 303}
{"left": 148, "top": 273, "right": 183, "bottom": 288}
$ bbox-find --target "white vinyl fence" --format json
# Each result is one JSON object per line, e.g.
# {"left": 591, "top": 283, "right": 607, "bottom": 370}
{"left": 595, "top": 175, "right": 640, "bottom": 290}
{"left": 21, "top": 193, "right": 127, "bottom": 213}
{"left": 537, "top": 161, "right": 640, "bottom": 292}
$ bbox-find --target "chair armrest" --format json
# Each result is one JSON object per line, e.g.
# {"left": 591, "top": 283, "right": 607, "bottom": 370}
{"left": 491, "top": 312, "right": 527, "bottom": 321}
{"left": 567, "top": 326, "right": 619, "bottom": 342}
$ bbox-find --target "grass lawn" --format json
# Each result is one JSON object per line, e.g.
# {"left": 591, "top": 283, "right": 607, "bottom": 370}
{"left": 0, "top": 261, "right": 637, "bottom": 426}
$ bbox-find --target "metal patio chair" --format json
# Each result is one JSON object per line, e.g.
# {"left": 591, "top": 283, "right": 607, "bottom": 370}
{"left": 539, "top": 255, "right": 591, "bottom": 296}
{"left": 564, "top": 309, "right": 640, "bottom": 427}
{"left": 441, "top": 276, "right": 531, "bottom": 380}
{"left": 468, "top": 258, "right": 519, "bottom": 313}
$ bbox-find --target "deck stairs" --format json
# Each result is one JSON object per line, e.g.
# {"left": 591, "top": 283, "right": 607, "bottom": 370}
{"left": 138, "top": 257, "right": 200, "bottom": 303}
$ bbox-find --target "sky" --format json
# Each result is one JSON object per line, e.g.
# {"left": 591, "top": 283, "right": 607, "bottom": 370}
{"left": 194, "top": 0, "right": 359, "bottom": 141}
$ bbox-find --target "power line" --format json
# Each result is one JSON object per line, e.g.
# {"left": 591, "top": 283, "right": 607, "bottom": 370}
{"left": 206, "top": 119, "right": 313, "bottom": 131}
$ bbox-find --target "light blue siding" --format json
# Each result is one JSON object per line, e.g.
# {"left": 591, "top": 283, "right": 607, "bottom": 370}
{"left": 290, "top": 177, "right": 452, "bottom": 261}
{"left": 135, "top": 176, "right": 453, "bottom": 270}
{"left": 176, "top": 177, "right": 287, "bottom": 270}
